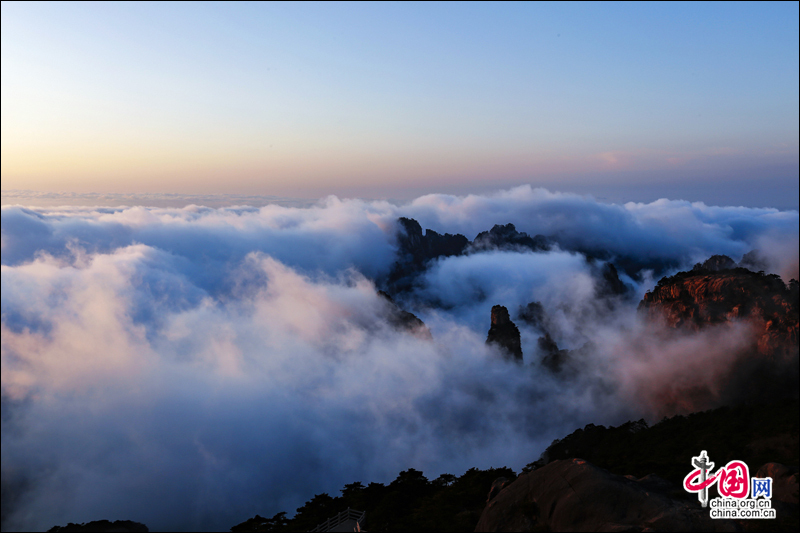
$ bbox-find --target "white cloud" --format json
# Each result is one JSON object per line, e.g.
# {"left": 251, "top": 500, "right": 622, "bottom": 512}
{"left": 2, "top": 187, "right": 797, "bottom": 531}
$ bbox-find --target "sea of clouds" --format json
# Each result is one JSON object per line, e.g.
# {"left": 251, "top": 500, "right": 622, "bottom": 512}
{"left": 2, "top": 186, "right": 798, "bottom": 531}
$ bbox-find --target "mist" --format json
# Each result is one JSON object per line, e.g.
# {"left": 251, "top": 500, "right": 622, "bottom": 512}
{"left": 2, "top": 186, "right": 798, "bottom": 531}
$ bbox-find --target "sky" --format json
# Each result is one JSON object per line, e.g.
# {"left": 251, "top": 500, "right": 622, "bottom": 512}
{"left": 1, "top": 1, "right": 798, "bottom": 208}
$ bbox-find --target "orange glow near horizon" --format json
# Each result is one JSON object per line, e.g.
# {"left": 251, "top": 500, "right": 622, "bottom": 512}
{"left": 3, "top": 139, "right": 797, "bottom": 199}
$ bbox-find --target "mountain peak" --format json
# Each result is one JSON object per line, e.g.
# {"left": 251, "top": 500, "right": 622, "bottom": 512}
{"left": 486, "top": 305, "right": 523, "bottom": 362}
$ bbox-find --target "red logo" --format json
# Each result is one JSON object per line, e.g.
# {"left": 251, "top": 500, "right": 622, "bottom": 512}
{"left": 684, "top": 451, "right": 750, "bottom": 503}
{"left": 716, "top": 461, "right": 749, "bottom": 498}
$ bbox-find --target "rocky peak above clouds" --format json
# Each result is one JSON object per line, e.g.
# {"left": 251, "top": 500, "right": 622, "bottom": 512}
{"left": 486, "top": 305, "right": 523, "bottom": 362}
{"left": 396, "top": 217, "right": 470, "bottom": 265}
{"left": 639, "top": 263, "right": 798, "bottom": 359}
{"left": 469, "top": 223, "right": 550, "bottom": 253}
{"left": 388, "top": 218, "right": 470, "bottom": 291}
{"left": 637, "top": 258, "right": 799, "bottom": 406}
{"left": 387, "top": 217, "right": 630, "bottom": 300}
{"left": 691, "top": 253, "right": 738, "bottom": 272}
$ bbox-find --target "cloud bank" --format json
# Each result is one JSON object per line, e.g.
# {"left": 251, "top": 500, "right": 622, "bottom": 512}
{"left": 2, "top": 186, "right": 798, "bottom": 531}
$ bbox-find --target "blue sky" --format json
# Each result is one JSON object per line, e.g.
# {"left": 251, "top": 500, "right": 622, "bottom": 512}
{"left": 1, "top": 1, "right": 798, "bottom": 207}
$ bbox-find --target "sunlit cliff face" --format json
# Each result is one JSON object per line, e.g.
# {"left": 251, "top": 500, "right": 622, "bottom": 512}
{"left": 633, "top": 265, "right": 799, "bottom": 413}
{"left": 1, "top": 186, "right": 798, "bottom": 531}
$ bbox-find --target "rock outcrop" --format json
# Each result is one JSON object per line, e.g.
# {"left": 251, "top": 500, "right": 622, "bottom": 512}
{"left": 739, "top": 249, "right": 769, "bottom": 272}
{"left": 486, "top": 305, "right": 522, "bottom": 362}
{"left": 596, "top": 262, "right": 628, "bottom": 297}
{"left": 470, "top": 223, "right": 549, "bottom": 253}
{"left": 639, "top": 261, "right": 799, "bottom": 404}
{"left": 475, "top": 458, "right": 735, "bottom": 532}
{"left": 397, "top": 217, "right": 470, "bottom": 264}
{"left": 536, "top": 333, "right": 567, "bottom": 372}
{"left": 517, "top": 301, "right": 547, "bottom": 331}
{"left": 386, "top": 218, "right": 554, "bottom": 293}
{"left": 691, "top": 254, "right": 738, "bottom": 272}
{"left": 517, "top": 302, "right": 588, "bottom": 373}
{"left": 639, "top": 264, "right": 799, "bottom": 361}
{"left": 387, "top": 218, "right": 470, "bottom": 291}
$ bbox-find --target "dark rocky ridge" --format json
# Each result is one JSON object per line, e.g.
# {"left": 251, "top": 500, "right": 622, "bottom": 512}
{"left": 386, "top": 217, "right": 633, "bottom": 302}
{"left": 386, "top": 218, "right": 470, "bottom": 291}
{"left": 485, "top": 305, "right": 523, "bottom": 362}
{"left": 397, "top": 217, "right": 470, "bottom": 262}
{"left": 469, "top": 223, "right": 549, "bottom": 253}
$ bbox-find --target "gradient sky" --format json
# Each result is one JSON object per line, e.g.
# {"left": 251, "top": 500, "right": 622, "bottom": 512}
{"left": 1, "top": 1, "right": 798, "bottom": 207}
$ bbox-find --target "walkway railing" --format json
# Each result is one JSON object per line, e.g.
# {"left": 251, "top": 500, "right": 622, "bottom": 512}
{"left": 310, "top": 507, "right": 365, "bottom": 532}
